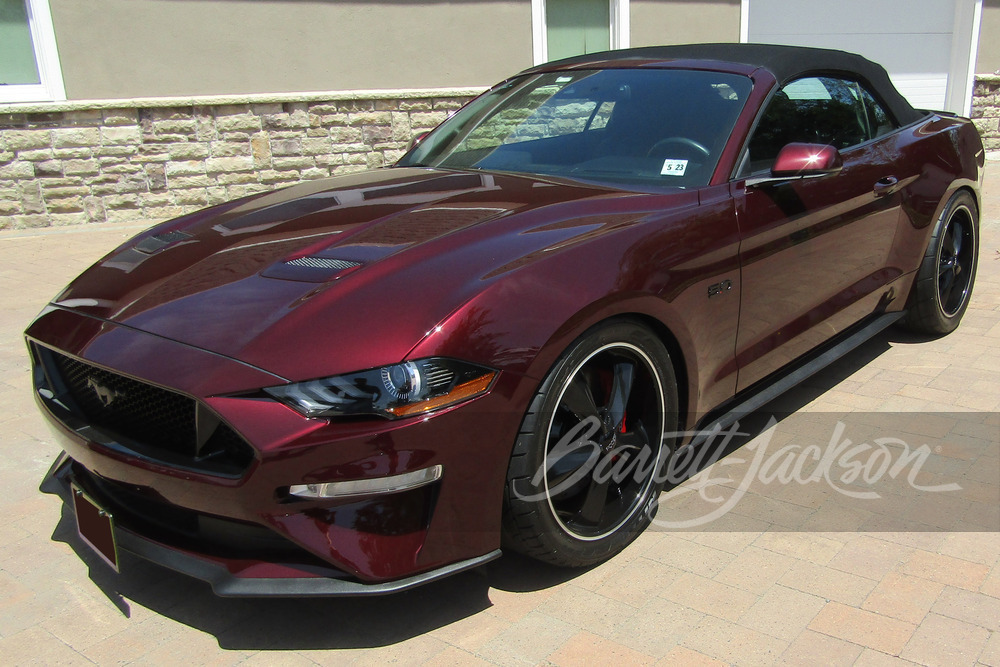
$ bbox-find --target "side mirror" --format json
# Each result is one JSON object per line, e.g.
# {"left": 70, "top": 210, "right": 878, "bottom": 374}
{"left": 772, "top": 143, "right": 843, "bottom": 177}
{"left": 746, "top": 143, "right": 843, "bottom": 187}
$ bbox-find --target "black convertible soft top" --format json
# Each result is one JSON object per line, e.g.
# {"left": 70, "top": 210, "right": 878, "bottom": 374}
{"left": 531, "top": 43, "right": 925, "bottom": 126}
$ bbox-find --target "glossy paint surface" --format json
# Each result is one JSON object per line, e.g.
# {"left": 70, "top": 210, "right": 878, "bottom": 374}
{"left": 26, "top": 54, "right": 984, "bottom": 587}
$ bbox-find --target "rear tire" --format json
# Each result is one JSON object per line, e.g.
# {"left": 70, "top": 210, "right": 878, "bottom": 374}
{"left": 900, "top": 191, "right": 979, "bottom": 335}
{"left": 501, "top": 320, "right": 678, "bottom": 567}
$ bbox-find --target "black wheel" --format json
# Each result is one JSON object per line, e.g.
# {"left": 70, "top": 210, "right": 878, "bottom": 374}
{"left": 502, "top": 320, "right": 678, "bottom": 567}
{"left": 900, "top": 191, "right": 979, "bottom": 335}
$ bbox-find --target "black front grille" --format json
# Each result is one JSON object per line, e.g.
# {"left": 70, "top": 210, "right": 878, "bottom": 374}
{"left": 54, "top": 354, "right": 196, "bottom": 452}
{"left": 38, "top": 347, "right": 254, "bottom": 475}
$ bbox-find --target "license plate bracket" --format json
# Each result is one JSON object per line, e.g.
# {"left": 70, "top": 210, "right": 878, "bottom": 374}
{"left": 71, "top": 484, "right": 119, "bottom": 573}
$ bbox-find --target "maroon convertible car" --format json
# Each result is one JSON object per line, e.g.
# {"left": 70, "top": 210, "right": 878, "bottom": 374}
{"left": 27, "top": 44, "right": 982, "bottom": 595}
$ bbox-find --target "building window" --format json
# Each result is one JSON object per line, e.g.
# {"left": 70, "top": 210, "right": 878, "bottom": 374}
{"left": 532, "top": 0, "right": 630, "bottom": 65}
{"left": 0, "top": 0, "right": 65, "bottom": 103}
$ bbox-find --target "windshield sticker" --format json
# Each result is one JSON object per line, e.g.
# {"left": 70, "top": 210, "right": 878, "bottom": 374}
{"left": 661, "top": 159, "right": 688, "bottom": 176}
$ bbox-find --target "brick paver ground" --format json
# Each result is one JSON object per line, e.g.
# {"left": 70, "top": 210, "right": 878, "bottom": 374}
{"left": 0, "top": 166, "right": 997, "bottom": 666}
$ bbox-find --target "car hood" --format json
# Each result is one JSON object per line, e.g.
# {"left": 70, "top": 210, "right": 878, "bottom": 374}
{"left": 51, "top": 167, "right": 696, "bottom": 381}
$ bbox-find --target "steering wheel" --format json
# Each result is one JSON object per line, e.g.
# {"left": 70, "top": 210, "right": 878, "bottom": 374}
{"left": 646, "top": 137, "right": 711, "bottom": 159}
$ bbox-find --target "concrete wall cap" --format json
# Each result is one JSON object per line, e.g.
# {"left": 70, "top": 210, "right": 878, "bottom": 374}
{"left": 0, "top": 88, "right": 489, "bottom": 114}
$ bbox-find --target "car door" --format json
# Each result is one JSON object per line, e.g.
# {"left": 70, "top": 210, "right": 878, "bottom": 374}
{"left": 732, "top": 76, "right": 906, "bottom": 391}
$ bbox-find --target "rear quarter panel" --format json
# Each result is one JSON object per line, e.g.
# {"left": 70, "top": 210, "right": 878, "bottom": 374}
{"left": 889, "top": 114, "right": 984, "bottom": 287}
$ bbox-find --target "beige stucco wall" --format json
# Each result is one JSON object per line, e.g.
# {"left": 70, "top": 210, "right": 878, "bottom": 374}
{"left": 47, "top": 0, "right": 532, "bottom": 100}
{"left": 630, "top": 0, "right": 741, "bottom": 48}
{"left": 977, "top": 0, "right": 1000, "bottom": 73}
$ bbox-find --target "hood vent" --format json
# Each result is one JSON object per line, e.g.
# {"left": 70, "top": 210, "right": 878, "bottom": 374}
{"left": 134, "top": 230, "right": 193, "bottom": 254}
{"left": 284, "top": 257, "right": 361, "bottom": 271}
{"left": 261, "top": 255, "right": 364, "bottom": 283}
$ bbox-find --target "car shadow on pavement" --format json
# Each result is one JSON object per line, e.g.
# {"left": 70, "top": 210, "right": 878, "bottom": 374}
{"left": 880, "top": 327, "right": 941, "bottom": 346}
{"left": 43, "top": 328, "right": 897, "bottom": 650}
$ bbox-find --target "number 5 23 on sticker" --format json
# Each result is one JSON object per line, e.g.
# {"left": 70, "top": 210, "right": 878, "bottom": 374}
{"left": 660, "top": 159, "right": 688, "bottom": 176}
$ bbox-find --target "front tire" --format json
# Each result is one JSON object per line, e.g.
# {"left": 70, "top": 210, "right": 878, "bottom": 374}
{"left": 900, "top": 191, "right": 979, "bottom": 335}
{"left": 502, "top": 320, "right": 678, "bottom": 567}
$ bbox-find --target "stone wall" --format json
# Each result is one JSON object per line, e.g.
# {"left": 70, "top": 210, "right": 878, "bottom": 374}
{"left": 0, "top": 89, "right": 481, "bottom": 229}
{"left": 972, "top": 75, "right": 1000, "bottom": 155}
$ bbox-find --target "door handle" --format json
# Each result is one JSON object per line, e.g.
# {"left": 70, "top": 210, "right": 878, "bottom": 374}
{"left": 873, "top": 176, "right": 899, "bottom": 197}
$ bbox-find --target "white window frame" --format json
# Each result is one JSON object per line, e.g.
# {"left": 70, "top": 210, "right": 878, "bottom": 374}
{"left": 532, "top": 0, "right": 630, "bottom": 66}
{"left": 1, "top": 0, "right": 66, "bottom": 103}
{"left": 739, "top": 0, "right": 750, "bottom": 42}
{"left": 954, "top": 0, "right": 982, "bottom": 117}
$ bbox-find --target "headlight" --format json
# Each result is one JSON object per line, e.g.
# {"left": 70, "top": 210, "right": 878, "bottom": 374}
{"left": 264, "top": 358, "right": 497, "bottom": 419}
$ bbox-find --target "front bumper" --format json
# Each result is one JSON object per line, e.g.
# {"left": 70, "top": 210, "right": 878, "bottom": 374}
{"left": 47, "top": 453, "right": 499, "bottom": 596}
{"left": 27, "top": 307, "right": 524, "bottom": 593}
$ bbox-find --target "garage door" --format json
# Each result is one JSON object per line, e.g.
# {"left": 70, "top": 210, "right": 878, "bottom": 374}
{"left": 747, "top": 0, "right": 981, "bottom": 114}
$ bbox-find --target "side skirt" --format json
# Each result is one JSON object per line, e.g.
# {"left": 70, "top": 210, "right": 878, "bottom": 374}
{"left": 686, "top": 311, "right": 905, "bottom": 449}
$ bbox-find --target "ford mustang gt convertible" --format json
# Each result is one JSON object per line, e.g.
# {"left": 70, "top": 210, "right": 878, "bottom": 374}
{"left": 27, "top": 44, "right": 982, "bottom": 596}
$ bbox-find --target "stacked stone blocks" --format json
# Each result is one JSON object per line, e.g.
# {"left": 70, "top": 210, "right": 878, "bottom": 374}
{"left": 972, "top": 75, "right": 1000, "bottom": 154}
{"left": 0, "top": 92, "right": 475, "bottom": 229}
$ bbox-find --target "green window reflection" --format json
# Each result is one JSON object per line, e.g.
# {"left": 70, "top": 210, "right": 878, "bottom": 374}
{"left": 547, "top": 0, "right": 610, "bottom": 61}
{"left": 0, "top": 0, "right": 41, "bottom": 86}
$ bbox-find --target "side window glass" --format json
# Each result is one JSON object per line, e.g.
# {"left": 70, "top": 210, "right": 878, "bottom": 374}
{"left": 859, "top": 86, "right": 896, "bottom": 139}
{"left": 745, "top": 76, "right": 886, "bottom": 174}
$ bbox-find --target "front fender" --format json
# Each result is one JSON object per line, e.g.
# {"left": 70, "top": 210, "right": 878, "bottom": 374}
{"left": 407, "top": 186, "right": 742, "bottom": 424}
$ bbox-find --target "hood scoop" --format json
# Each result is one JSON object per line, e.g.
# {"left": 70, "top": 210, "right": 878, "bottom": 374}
{"left": 284, "top": 257, "right": 361, "bottom": 271}
{"left": 100, "top": 229, "right": 196, "bottom": 273}
{"left": 135, "top": 230, "right": 194, "bottom": 254}
{"left": 262, "top": 255, "right": 363, "bottom": 283}
{"left": 260, "top": 243, "right": 405, "bottom": 283}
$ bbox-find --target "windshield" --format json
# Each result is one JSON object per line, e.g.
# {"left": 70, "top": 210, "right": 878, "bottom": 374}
{"left": 398, "top": 68, "right": 753, "bottom": 188}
